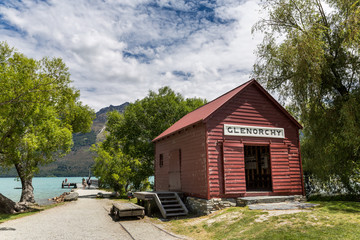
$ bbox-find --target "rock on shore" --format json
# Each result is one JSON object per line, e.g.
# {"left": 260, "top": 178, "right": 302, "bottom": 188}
{"left": 64, "top": 192, "right": 79, "bottom": 201}
{"left": 50, "top": 191, "right": 79, "bottom": 203}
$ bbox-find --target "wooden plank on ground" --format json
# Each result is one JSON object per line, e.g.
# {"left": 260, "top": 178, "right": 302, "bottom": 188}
{"left": 111, "top": 202, "right": 145, "bottom": 219}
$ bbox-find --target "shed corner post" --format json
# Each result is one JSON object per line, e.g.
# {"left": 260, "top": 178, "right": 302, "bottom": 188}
{"left": 154, "top": 140, "right": 157, "bottom": 192}
{"left": 205, "top": 127, "right": 211, "bottom": 200}
{"left": 297, "top": 130, "right": 306, "bottom": 196}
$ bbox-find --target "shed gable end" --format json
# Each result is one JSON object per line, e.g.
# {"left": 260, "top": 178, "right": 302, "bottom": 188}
{"left": 206, "top": 83, "right": 303, "bottom": 198}
{"left": 207, "top": 83, "right": 299, "bottom": 138}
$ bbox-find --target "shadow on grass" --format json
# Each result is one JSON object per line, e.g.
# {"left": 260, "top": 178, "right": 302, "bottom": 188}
{"left": 0, "top": 213, "right": 14, "bottom": 222}
{"left": 308, "top": 194, "right": 360, "bottom": 202}
{"left": 316, "top": 201, "right": 360, "bottom": 214}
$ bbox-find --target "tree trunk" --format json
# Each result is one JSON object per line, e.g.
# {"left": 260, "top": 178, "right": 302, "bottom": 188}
{"left": 15, "top": 163, "right": 36, "bottom": 203}
{"left": 19, "top": 177, "right": 35, "bottom": 203}
{"left": 0, "top": 193, "right": 18, "bottom": 214}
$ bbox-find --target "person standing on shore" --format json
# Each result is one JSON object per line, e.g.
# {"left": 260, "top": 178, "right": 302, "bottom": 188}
{"left": 82, "top": 178, "right": 86, "bottom": 189}
{"left": 87, "top": 177, "right": 91, "bottom": 189}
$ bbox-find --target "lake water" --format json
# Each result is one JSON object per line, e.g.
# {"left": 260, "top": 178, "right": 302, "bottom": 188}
{"left": 0, "top": 177, "right": 86, "bottom": 203}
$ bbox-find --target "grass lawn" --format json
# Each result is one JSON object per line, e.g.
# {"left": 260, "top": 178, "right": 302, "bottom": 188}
{"left": 0, "top": 202, "right": 64, "bottom": 224}
{"left": 160, "top": 201, "right": 360, "bottom": 240}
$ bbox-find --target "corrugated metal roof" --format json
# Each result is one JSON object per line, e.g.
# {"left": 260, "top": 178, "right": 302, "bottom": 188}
{"left": 152, "top": 79, "right": 302, "bottom": 142}
{"left": 152, "top": 79, "right": 255, "bottom": 142}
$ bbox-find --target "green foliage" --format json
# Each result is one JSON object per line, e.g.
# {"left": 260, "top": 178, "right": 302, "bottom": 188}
{"left": 253, "top": 0, "right": 360, "bottom": 192}
{"left": 0, "top": 42, "right": 95, "bottom": 202}
{"left": 91, "top": 142, "right": 140, "bottom": 194}
{"left": 304, "top": 173, "right": 358, "bottom": 197}
{"left": 92, "top": 86, "right": 206, "bottom": 193}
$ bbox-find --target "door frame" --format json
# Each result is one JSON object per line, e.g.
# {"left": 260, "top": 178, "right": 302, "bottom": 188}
{"left": 244, "top": 144, "right": 272, "bottom": 191}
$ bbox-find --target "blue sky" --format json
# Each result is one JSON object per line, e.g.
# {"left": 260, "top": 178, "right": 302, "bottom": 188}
{"left": 0, "top": 0, "right": 263, "bottom": 111}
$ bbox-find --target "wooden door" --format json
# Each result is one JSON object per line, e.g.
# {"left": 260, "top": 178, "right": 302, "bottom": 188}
{"left": 168, "top": 149, "right": 181, "bottom": 191}
{"left": 223, "top": 141, "right": 246, "bottom": 194}
{"left": 245, "top": 145, "right": 272, "bottom": 191}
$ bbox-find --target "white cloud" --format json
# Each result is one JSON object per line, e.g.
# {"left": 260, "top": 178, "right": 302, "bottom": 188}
{"left": 0, "top": 0, "right": 263, "bottom": 111}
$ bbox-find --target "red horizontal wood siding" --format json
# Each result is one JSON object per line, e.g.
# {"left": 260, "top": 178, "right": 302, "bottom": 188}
{"left": 155, "top": 123, "right": 208, "bottom": 198}
{"left": 206, "top": 84, "right": 303, "bottom": 198}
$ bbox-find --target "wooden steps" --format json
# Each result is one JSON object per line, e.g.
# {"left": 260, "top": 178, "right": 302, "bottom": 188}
{"left": 154, "top": 192, "right": 188, "bottom": 218}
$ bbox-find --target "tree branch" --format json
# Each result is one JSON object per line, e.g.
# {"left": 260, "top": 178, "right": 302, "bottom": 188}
{"left": 290, "top": 0, "right": 306, "bottom": 31}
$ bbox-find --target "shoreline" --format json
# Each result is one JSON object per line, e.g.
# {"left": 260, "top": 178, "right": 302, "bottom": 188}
{"left": 37, "top": 198, "right": 57, "bottom": 206}
{"left": 0, "top": 177, "right": 85, "bottom": 203}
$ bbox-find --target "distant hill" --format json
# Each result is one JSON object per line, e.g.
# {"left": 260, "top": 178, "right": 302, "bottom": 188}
{"left": 93, "top": 104, "right": 130, "bottom": 142}
{"left": 0, "top": 102, "right": 129, "bottom": 177}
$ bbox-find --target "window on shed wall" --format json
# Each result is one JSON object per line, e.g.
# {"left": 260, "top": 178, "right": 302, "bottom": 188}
{"left": 159, "top": 154, "right": 164, "bottom": 168}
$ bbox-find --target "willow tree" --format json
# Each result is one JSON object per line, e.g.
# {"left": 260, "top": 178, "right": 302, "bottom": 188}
{"left": 0, "top": 42, "right": 95, "bottom": 203}
{"left": 253, "top": 0, "right": 360, "bottom": 191}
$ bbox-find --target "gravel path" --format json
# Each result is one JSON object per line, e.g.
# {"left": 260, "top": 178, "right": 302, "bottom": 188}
{"left": 0, "top": 189, "right": 183, "bottom": 240}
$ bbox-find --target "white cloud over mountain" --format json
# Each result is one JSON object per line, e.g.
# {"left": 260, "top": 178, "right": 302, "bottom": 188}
{"left": 0, "top": 0, "right": 263, "bottom": 111}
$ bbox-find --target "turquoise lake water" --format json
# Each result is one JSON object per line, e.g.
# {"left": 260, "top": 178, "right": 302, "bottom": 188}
{"left": 0, "top": 177, "right": 85, "bottom": 202}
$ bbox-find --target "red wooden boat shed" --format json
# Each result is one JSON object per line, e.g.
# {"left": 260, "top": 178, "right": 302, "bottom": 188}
{"left": 153, "top": 79, "right": 305, "bottom": 213}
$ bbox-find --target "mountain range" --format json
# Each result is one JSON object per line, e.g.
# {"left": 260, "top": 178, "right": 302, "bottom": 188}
{"left": 0, "top": 102, "right": 129, "bottom": 177}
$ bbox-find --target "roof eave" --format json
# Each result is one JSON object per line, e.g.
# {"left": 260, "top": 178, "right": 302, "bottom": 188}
{"left": 152, "top": 119, "right": 205, "bottom": 142}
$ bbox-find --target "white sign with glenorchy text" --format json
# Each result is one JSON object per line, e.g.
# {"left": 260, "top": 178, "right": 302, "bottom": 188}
{"left": 224, "top": 124, "right": 285, "bottom": 139}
